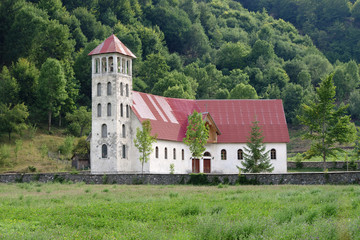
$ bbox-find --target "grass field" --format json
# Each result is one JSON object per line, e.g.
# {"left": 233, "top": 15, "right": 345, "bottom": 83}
{"left": 1, "top": 183, "right": 360, "bottom": 239}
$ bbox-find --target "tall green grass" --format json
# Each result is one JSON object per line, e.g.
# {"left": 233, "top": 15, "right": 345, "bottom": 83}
{"left": 0, "top": 184, "right": 359, "bottom": 239}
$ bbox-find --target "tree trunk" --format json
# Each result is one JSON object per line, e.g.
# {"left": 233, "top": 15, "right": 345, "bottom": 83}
{"left": 142, "top": 161, "right": 144, "bottom": 176}
{"left": 323, "top": 152, "right": 326, "bottom": 171}
{"left": 58, "top": 113, "right": 62, "bottom": 127}
{"left": 48, "top": 110, "right": 52, "bottom": 132}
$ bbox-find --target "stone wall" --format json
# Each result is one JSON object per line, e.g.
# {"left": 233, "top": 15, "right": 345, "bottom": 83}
{"left": 1, "top": 171, "right": 360, "bottom": 185}
{"left": 288, "top": 161, "right": 360, "bottom": 169}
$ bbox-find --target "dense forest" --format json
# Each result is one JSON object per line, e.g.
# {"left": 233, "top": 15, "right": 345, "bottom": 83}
{"left": 1, "top": 0, "right": 360, "bottom": 138}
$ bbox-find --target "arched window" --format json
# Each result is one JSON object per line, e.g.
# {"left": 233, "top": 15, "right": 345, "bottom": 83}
{"left": 107, "top": 103, "right": 111, "bottom": 116}
{"left": 237, "top": 149, "right": 243, "bottom": 160}
{"left": 120, "top": 103, "right": 123, "bottom": 117}
{"left": 182, "top": 149, "right": 184, "bottom": 160}
{"left": 101, "top": 124, "right": 107, "bottom": 138}
{"left": 164, "top": 148, "right": 168, "bottom": 159}
{"left": 173, "top": 148, "right": 176, "bottom": 160}
{"left": 122, "top": 59, "right": 125, "bottom": 73}
{"left": 120, "top": 82, "right": 123, "bottom": 96}
{"left": 221, "top": 149, "right": 227, "bottom": 160}
{"left": 95, "top": 58, "right": 100, "bottom": 73}
{"left": 271, "top": 149, "right": 276, "bottom": 160}
{"left": 97, "top": 83, "right": 101, "bottom": 96}
{"left": 97, "top": 104, "right": 101, "bottom": 117}
{"left": 101, "top": 57, "right": 107, "bottom": 73}
{"left": 126, "top": 60, "right": 129, "bottom": 74}
{"left": 107, "top": 82, "right": 111, "bottom": 95}
{"left": 126, "top": 104, "right": 129, "bottom": 118}
{"left": 117, "top": 57, "right": 121, "bottom": 73}
{"left": 109, "top": 57, "right": 113, "bottom": 72}
{"left": 102, "top": 144, "right": 107, "bottom": 158}
{"left": 155, "top": 147, "right": 159, "bottom": 158}
{"left": 122, "top": 124, "right": 126, "bottom": 138}
{"left": 126, "top": 84, "right": 129, "bottom": 97}
{"left": 122, "top": 145, "right": 126, "bottom": 158}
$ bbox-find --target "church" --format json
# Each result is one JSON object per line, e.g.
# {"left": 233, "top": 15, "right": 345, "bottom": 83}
{"left": 88, "top": 35, "right": 289, "bottom": 174}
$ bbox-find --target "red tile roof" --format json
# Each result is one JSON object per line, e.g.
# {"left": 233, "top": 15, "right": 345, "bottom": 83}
{"left": 132, "top": 91, "right": 289, "bottom": 143}
{"left": 88, "top": 34, "right": 136, "bottom": 58}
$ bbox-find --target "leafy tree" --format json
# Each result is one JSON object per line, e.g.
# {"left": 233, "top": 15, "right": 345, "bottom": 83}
{"left": 349, "top": 90, "right": 360, "bottom": 120}
{"left": 229, "top": 83, "right": 258, "bottom": 99}
{"left": 11, "top": 58, "right": 39, "bottom": 107}
{"left": 281, "top": 83, "right": 304, "bottom": 123}
{"left": 215, "top": 88, "right": 230, "bottom": 99}
{"left": 240, "top": 120, "right": 273, "bottom": 173}
{"left": 183, "top": 110, "right": 209, "bottom": 158}
{"left": 298, "top": 74, "right": 356, "bottom": 170}
{"left": 0, "top": 66, "right": 19, "bottom": 105}
{"left": 0, "top": 103, "right": 29, "bottom": 141}
{"left": 65, "top": 106, "right": 91, "bottom": 137}
{"left": 37, "top": 58, "right": 67, "bottom": 132}
{"left": 216, "top": 42, "right": 251, "bottom": 71}
{"left": 73, "top": 136, "right": 90, "bottom": 156}
{"left": 134, "top": 120, "right": 157, "bottom": 175}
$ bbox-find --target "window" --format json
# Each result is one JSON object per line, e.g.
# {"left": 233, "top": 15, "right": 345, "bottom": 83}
{"left": 107, "top": 82, "right": 111, "bottom": 95}
{"left": 101, "top": 124, "right": 107, "bottom": 138}
{"left": 221, "top": 149, "right": 227, "bottom": 160}
{"left": 271, "top": 149, "right": 276, "bottom": 160}
{"left": 237, "top": 149, "right": 243, "bottom": 160}
{"left": 95, "top": 58, "right": 100, "bottom": 73}
{"left": 117, "top": 57, "right": 121, "bottom": 73}
{"left": 97, "top": 83, "right": 101, "bottom": 96}
{"left": 120, "top": 103, "right": 123, "bottom": 117}
{"left": 107, "top": 103, "right": 111, "bottom": 116}
{"left": 155, "top": 147, "right": 159, "bottom": 158}
{"left": 122, "top": 145, "right": 126, "bottom": 158}
{"left": 173, "top": 148, "right": 176, "bottom": 160}
{"left": 101, "top": 57, "right": 107, "bottom": 73}
{"left": 120, "top": 82, "right": 123, "bottom": 96}
{"left": 109, "top": 57, "right": 113, "bottom": 72}
{"left": 126, "top": 104, "right": 129, "bottom": 118}
{"left": 102, "top": 144, "right": 107, "bottom": 158}
{"left": 122, "top": 59, "right": 125, "bottom": 73}
{"left": 126, "top": 84, "right": 129, "bottom": 97}
{"left": 182, "top": 149, "right": 184, "bottom": 160}
{"left": 97, "top": 104, "right": 101, "bottom": 117}
{"left": 164, "top": 148, "right": 168, "bottom": 159}
{"left": 122, "top": 124, "right": 126, "bottom": 138}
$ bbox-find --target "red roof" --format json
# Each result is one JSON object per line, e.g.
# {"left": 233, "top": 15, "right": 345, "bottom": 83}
{"left": 88, "top": 34, "right": 136, "bottom": 58}
{"left": 132, "top": 92, "right": 289, "bottom": 143}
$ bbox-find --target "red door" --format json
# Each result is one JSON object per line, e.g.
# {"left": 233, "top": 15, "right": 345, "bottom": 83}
{"left": 203, "top": 159, "right": 211, "bottom": 173}
{"left": 192, "top": 159, "right": 200, "bottom": 173}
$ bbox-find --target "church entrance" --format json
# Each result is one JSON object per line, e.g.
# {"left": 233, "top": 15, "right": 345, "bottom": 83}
{"left": 192, "top": 158, "right": 200, "bottom": 173}
{"left": 203, "top": 152, "right": 211, "bottom": 173}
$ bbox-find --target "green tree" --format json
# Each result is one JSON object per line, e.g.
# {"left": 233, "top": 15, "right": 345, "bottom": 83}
{"left": 73, "top": 136, "right": 90, "bottom": 156}
{"left": 240, "top": 120, "right": 273, "bottom": 173}
{"left": 0, "top": 66, "right": 19, "bottom": 105}
{"left": 216, "top": 42, "right": 251, "bottom": 71}
{"left": 0, "top": 103, "right": 29, "bottom": 141}
{"left": 183, "top": 110, "right": 209, "bottom": 158}
{"left": 298, "top": 74, "right": 356, "bottom": 170}
{"left": 229, "top": 83, "right": 258, "bottom": 99}
{"left": 37, "top": 58, "right": 67, "bottom": 132}
{"left": 65, "top": 106, "right": 91, "bottom": 137}
{"left": 134, "top": 120, "right": 157, "bottom": 175}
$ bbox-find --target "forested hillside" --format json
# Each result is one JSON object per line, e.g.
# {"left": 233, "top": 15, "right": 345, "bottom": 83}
{"left": 1, "top": 0, "right": 360, "bottom": 136}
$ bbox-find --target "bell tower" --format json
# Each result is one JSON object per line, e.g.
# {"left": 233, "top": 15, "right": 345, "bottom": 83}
{"left": 88, "top": 34, "right": 136, "bottom": 173}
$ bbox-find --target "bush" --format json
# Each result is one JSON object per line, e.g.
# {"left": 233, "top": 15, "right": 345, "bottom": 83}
{"left": 188, "top": 173, "right": 209, "bottom": 185}
{"left": 58, "top": 136, "right": 75, "bottom": 158}
{"left": 295, "top": 153, "right": 303, "bottom": 169}
{"left": 0, "top": 145, "right": 11, "bottom": 166}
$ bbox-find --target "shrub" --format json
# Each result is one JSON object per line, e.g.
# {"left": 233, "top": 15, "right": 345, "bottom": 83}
{"left": 170, "top": 163, "right": 175, "bottom": 174}
{"left": 58, "top": 136, "right": 75, "bottom": 159}
{"left": 295, "top": 153, "right": 303, "bottom": 169}
{"left": 188, "top": 173, "right": 209, "bottom": 185}
{"left": 0, "top": 145, "right": 11, "bottom": 166}
{"left": 28, "top": 166, "right": 36, "bottom": 172}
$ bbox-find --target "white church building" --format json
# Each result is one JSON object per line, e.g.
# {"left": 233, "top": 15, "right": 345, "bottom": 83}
{"left": 89, "top": 35, "right": 289, "bottom": 174}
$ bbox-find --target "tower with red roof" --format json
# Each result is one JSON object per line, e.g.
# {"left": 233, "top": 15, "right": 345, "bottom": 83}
{"left": 89, "top": 34, "right": 136, "bottom": 173}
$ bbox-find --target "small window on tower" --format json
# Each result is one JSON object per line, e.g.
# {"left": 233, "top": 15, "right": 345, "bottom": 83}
{"left": 101, "top": 124, "right": 107, "bottom": 138}
{"left": 109, "top": 57, "right": 114, "bottom": 72}
{"left": 102, "top": 144, "right": 107, "bottom": 158}
{"left": 97, "top": 83, "right": 101, "bottom": 96}
{"left": 155, "top": 147, "right": 159, "bottom": 158}
{"left": 102, "top": 57, "right": 107, "bottom": 73}
{"left": 120, "top": 103, "right": 123, "bottom": 117}
{"left": 107, "top": 82, "right": 111, "bottom": 95}
{"left": 126, "top": 105, "right": 129, "bottom": 118}
{"left": 122, "top": 145, "right": 126, "bottom": 158}
{"left": 122, "top": 124, "right": 126, "bottom": 138}
{"left": 117, "top": 57, "right": 121, "bottom": 73}
{"left": 97, "top": 104, "right": 101, "bottom": 117}
{"left": 126, "top": 84, "right": 129, "bottom": 97}
{"left": 173, "top": 148, "right": 176, "bottom": 160}
{"left": 120, "top": 82, "right": 123, "bottom": 96}
{"left": 95, "top": 58, "right": 100, "bottom": 74}
{"left": 165, "top": 148, "right": 168, "bottom": 159}
{"left": 182, "top": 149, "right": 184, "bottom": 160}
{"left": 107, "top": 103, "right": 111, "bottom": 116}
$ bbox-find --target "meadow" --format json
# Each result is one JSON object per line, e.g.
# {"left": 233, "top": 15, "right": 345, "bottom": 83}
{"left": 0, "top": 183, "right": 360, "bottom": 239}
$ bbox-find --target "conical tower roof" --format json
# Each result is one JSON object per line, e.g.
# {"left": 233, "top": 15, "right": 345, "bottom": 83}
{"left": 88, "top": 34, "right": 136, "bottom": 58}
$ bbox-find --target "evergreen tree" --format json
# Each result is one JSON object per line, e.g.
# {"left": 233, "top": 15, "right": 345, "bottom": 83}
{"left": 183, "top": 110, "right": 209, "bottom": 158}
{"left": 298, "top": 74, "right": 356, "bottom": 170}
{"left": 240, "top": 120, "right": 273, "bottom": 173}
{"left": 134, "top": 120, "right": 157, "bottom": 175}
